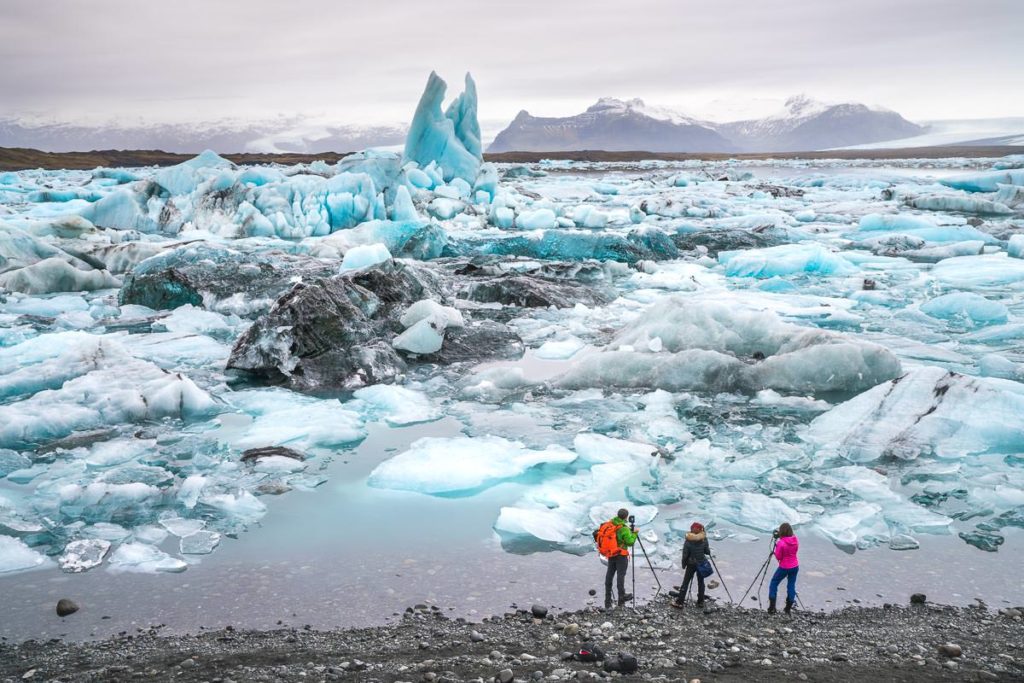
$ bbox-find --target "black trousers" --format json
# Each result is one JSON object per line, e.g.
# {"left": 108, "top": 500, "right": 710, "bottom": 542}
{"left": 604, "top": 554, "right": 629, "bottom": 602}
{"left": 679, "top": 564, "right": 705, "bottom": 603}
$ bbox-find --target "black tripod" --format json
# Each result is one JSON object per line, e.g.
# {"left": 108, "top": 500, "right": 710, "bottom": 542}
{"left": 739, "top": 535, "right": 777, "bottom": 609}
{"left": 629, "top": 521, "right": 662, "bottom": 608}
{"left": 709, "top": 555, "right": 734, "bottom": 605}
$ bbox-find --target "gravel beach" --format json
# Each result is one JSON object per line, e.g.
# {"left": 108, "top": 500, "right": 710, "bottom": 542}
{"left": 3, "top": 598, "right": 1022, "bottom": 682}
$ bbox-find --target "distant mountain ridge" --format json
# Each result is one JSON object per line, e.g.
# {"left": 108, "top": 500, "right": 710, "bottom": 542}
{"left": 489, "top": 98, "right": 736, "bottom": 153}
{"left": 488, "top": 95, "right": 926, "bottom": 153}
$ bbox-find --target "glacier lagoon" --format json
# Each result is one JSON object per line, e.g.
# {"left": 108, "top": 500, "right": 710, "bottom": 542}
{"left": 2, "top": 74, "right": 1024, "bottom": 639}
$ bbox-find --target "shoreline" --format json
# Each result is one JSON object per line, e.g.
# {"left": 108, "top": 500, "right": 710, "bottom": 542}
{"left": 2, "top": 599, "right": 1021, "bottom": 682}
{"left": 1, "top": 144, "right": 1023, "bottom": 171}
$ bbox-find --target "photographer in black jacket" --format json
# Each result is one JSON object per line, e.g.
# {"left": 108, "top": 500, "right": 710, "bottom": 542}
{"left": 671, "top": 522, "right": 711, "bottom": 608}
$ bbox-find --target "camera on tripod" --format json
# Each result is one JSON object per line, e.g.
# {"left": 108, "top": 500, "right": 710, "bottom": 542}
{"left": 772, "top": 529, "right": 780, "bottom": 539}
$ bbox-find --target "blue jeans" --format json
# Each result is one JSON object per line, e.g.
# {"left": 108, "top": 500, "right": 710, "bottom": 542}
{"left": 769, "top": 566, "right": 798, "bottom": 602}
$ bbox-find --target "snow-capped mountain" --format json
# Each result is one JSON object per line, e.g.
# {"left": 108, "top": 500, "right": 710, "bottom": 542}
{"left": 0, "top": 116, "right": 407, "bottom": 154}
{"left": 717, "top": 95, "right": 925, "bottom": 152}
{"left": 488, "top": 95, "right": 926, "bottom": 153}
{"left": 487, "top": 98, "right": 737, "bottom": 153}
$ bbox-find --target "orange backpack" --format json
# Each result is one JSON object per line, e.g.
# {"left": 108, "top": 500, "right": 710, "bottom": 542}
{"left": 594, "top": 520, "right": 625, "bottom": 558}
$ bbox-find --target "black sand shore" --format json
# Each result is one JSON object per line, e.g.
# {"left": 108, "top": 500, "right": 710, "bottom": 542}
{"left": 3, "top": 599, "right": 1022, "bottom": 682}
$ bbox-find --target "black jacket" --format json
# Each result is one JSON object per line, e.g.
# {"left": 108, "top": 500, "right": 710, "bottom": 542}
{"left": 681, "top": 531, "right": 710, "bottom": 567}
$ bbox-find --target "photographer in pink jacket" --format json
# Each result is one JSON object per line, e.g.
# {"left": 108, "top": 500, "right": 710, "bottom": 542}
{"left": 768, "top": 522, "right": 799, "bottom": 614}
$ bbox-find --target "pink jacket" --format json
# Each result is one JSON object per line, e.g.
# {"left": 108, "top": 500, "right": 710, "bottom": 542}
{"left": 774, "top": 535, "right": 799, "bottom": 569}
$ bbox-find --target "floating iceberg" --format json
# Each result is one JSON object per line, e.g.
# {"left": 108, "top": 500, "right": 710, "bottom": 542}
{"left": 402, "top": 72, "right": 482, "bottom": 184}
{"left": 804, "top": 366, "right": 1024, "bottom": 460}
{"left": 940, "top": 168, "right": 1024, "bottom": 193}
{"left": 920, "top": 292, "right": 1008, "bottom": 325}
{"left": 0, "top": 535, "right": 52, "bottom": 573}
{"left": 719, "top": 243, "right": 858, "bottom": 278}
{"left": 367, "top": 436, "right": 576, "bottom": 495}
{"left": 559, "top": 297, "right": 900, "bottom": 396}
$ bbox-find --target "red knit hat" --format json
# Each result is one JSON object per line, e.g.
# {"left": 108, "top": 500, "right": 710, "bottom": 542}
{"left": 690, "top": 522, "right": 704, "bottom": 533}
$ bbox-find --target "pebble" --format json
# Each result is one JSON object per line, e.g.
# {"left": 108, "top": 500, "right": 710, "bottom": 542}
{"left": 910, "top": 593, "right": 927, "bottom": 605}
{"left": 563, "top": 624, "right": 579, "bottom": 636}
{"left": 531, "top": 605, "right": 548, "bottom": 619}
{"left": 471, "top": 631, "right": 485, "bottom": 643}
{"left": 938, "top": 643, "right": 963, "bottom": 658}
{"left": 497, "top": 668, "right": 514, "bottom": 683}
{"left": 56, "top": 598, "right": 79, "bottom": 617}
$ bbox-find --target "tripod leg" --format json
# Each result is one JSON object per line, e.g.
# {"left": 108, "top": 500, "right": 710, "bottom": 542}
{"left": 709, "top": 556, "right": 733, "bottom": 605}
{"left": 631, "top": 545, "right": 636, "bottom": 609}
{"left": 635, "top": 537, "right": 663, "bottom": 593}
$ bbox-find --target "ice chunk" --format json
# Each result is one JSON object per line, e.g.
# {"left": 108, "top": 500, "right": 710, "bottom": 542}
{"left": 719, "top": 243, "right": 857, "bottom": 278}
{"left": 0, "top": 257, "right": 120, "bottom": 295}
{"left": 0, "top": 337, "right": 218, "bottom": 449}
{"left": 932, "top": 253, "right": 1024, "bottom": 287}
{"left": 58, "top": 539, "right": 111, "bottom": 573}
{"left": 160, "top": 517, "right": 206, "bottom": 537}
{"left": 1009, "top": 234, "right": 1024, "bottom": 259}
{"left": 107, "top": 542, "right": 187, "bottom": 573}
{"left": 516, "top": 208, "right": 558, "bottom": 230}
{"left": 920, "top": 292, "right": 1008, "bottom": 325}
{"left": 805, "top": 366, "right": 1024, "bottom": 460}
{"left": 367, "top": 436, "right": 576, "bottom": 495}
{"left": 199, "top": 491, "right": 267, "bottom": 526}
{"left": 708, "top": 492, "right": 810, "bottom": 532}
{"left": 180, "top": 530, "right": 221, "bottom": 555}
{"left": 352, "top": 384, "right": 441, "bottom": 426}
{"left": 154, "top": 149, "right": 234, "bottom": 196}
{"left": 390, "top": 185, "right": 420, "bottom": 222}
{"left": 559, "top": 297, "right": 900, "bottom": 396}
{"left": 80, "top": 189, "right": 155, "bottom": 232}
{"left": 227, "top": 389, "right": 366, "bottom": 450}
{"left": 0, "top": 536, "right": 51, "bottom": 574}
{"left": 399, "top": 299, "right": 464, "bottom": 329}
{"left": 940, "top": 168, "right": 1024, "bottom": 193}
{"left": 392, "top": 314, "right": 445, "bottom": 354}
{"left": 402, "top": 72, "right": 482, "bottom": 184}
{"left": 340, "top": 243, "right": 392, "bottom": 272}
{"left": 535, "top": 336, "right": 586, "bottom": 360}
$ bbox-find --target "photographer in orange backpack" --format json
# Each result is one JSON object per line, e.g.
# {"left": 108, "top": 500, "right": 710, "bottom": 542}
{"left": 593, "top": 508, "right": 638, "bottom": 609}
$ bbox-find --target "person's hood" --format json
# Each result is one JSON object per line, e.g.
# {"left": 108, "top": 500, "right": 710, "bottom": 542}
{"left": 777, "top": 536, "right": 799, "bottom": 549}
{"left": 612, "top": 516, "right": 628, "bottom": 526}
{"left": 685, "top": 531, "right": 706, "bottom": 542}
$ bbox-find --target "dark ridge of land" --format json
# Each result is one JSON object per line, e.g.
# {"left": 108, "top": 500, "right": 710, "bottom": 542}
{"left": 2, "top": 145, "right": 1023, "bottom": 172}
{"left": 0, "top": 148, "right": 351, "bottom": 172}
{"left": 483, "top": 146, "right": 1024, "bottom": 163}
{"left": 1, "top": 600, "right": 1021, "bottom": 682}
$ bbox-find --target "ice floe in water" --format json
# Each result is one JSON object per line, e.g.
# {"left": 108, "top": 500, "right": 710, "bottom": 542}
{"left": 368, "top": 436, "right": 576, "bottom": 495}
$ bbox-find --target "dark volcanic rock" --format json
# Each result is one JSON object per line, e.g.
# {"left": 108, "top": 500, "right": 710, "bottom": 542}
{"left": 240, "top": 446, "right": 307, "bottom": 463}
{"left": 417, "top": 320, "right": 524, "bottom": 364}
{"left": 119, "top": 243, "right": 336, "bottom": 315}
{"left": 459, "top": 275, "right": 609, "bottom": 308}
{"left": 227, "top": 260, "right": 442, "bottom": 392}
{"left": 672, "top": 228, "right": 787, "bottom": 256}
{"left": 56, "top": 598, "right": 79, "bottom": 617}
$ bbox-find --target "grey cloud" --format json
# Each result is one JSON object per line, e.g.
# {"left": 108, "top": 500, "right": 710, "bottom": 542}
{"left": 1, "top": 0, "right": 1021, "bottom": 125}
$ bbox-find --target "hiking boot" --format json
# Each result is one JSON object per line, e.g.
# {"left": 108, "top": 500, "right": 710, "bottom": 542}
{"left": 696, "top": 599, "right": 705, "bottom": 608}
{"left": 784, "top": 599, "right": 794, "bottom": 615}
{"left": 604, "top": 597, "right": 613, "bottom": 610}
{"left": 767, "top": 598, "right": 777, "bottom": 614}
{"left": 618, "top": 592, "right": 633, "bottom": 606}
{"left": 670, "top": 600, "right": 684, "bottom": 609}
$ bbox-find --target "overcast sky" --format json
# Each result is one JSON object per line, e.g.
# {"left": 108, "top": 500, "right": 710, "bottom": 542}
{"left": 2, "top": 0, "right": 1022, "bottom": 128}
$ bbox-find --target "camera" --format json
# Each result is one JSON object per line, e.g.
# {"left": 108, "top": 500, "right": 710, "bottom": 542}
{"left": 772, "top": 530, "right": 780, "bottom": 539}
{"left": 628, "top": 515, "right": 635, "bottom": 524}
